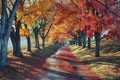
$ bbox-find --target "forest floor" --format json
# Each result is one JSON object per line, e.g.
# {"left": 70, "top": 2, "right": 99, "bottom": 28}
{"left": 70, "top": 40, "right": 120, "bottom": 80}
{"left": 0, "top": 44, "right": 102, "bottom": 80}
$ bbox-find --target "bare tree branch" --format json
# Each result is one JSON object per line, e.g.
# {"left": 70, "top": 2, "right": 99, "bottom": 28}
{"left": 45, "top": 23, "right": 52, "bottom": 38}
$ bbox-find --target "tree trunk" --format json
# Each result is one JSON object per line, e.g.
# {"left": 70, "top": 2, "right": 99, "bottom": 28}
{"left": 95, "top": 32, "right": 101, "bottom": 57}
{"left": 24, "top": 24, "right": 31, "bottom": 52}
{"left": 10, "top": 21, "right": 23, "bottom": 57}
{"left": 73, "top": 36, "right": 77, "bottom": 46}
{"left": 78, "top": 35, "right": 82, "bottom": 46}
{"left": 73, "top": 39, "right": 75, "bottom": 45}
{"left": 77, "top": 31, "right": 82, "bottom": 46}
{"left": 14, "top": 21, "right": 22, "bottom": 57}
{"left": 69, "top": 40, "right": 72, "bottom": 45}
{"left": 10, "top": 31, "right": 16, "bottom": 55}
{"left": 10, "top": 32, "right": 23, "bottom": 57}
{"left": 88, "top": 37, "right": 91, "bottom": 49}
{"left": 0, "top": 38, "right": 8, "bottom": 67}
{"left": 14, "top": 37, "right": 22, "bottom": 57}
{"left": 42, "top": 37, "right": 45, "bottom": 49}
{"left": 82, "top": 32, "right": 87, "bottom": 48}
{"left": 27, "top": 37, "right": 31, "bottom": 52}
{"left": 0, "top": 0, "right": 21, "bottom": 71}
{"left": 75, "top": 36, "right": 78, "bottom": 46}
{"left": 34, "top": 32, "right": 40, "bottom": 49}
{"left": 0, "top": 0, "right": 8, "bottom": 68}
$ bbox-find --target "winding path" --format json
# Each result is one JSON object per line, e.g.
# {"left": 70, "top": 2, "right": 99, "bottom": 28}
{"left": 40, "top": 46, "right": 88, "bottom": 80}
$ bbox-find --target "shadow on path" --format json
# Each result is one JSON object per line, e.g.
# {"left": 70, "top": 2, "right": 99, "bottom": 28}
{"left": 40, "top": 46, "right": 87, "bottom": 80}
{"left": 41, "top": 68, "right": 86, "bottom": 80}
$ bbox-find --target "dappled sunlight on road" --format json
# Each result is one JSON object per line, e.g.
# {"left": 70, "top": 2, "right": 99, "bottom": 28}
{"left": 7, "top": 49, "right": 48, "bottom": 80}
{"left": 40, "top": 46, "right": 87, "bottom": 80}
{"left": 45, "top": 57, "right": 76, "bottom": 74}
{"left": 5, "top": 46, "right": 101, "bottom": 80}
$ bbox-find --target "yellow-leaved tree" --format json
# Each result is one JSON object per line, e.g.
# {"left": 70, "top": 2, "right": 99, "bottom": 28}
{"left": 26, "top": 0, "right": 55, "bottom": 49}
{"left": 46, "top": 0, "right": 80, "bottom": 45}
{"left": 10, "top": 0, "right": 55, "bottom": 56}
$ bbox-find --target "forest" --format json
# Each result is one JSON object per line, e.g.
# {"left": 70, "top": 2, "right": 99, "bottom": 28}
{"left": 0, "top": 0, "right": 120, "bottom": 80}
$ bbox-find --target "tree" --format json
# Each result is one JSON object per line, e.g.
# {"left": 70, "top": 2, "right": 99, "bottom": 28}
{"left": 0, "top": 0, "right": 21, "bottom": 70}
{"left": 10, "top": 0, "right": 33, "bottom": 57}
{"left": 10, "top": 20, "right": 23, "bottom": 57}
{"left": 77, "top": 0, "right": 120, "bottom": 57}
{"left": 32, "top": 22, "right": 41, "bottom": 49}
{"left": 87, "top": 37, "right": 91, "bottom": 49}
{"left": 23, "top": 0, "right": 55, "bottom": 49}
{"left": 54, "top": 0, "right": 120, "bottom": 57}
{"left": 76, "top": 30, "right": 83, "bottom": 46}
{"left": 11, "top": 0, "right": 55, "bottom": 51}
{"left": 52, "top": 1, "right": 80, "bottom": 45}
{"left": 10, "top": 0, "right": 34, "bottom": 56}
{"left": 24, "top": 24, "right": 31, "bottom": 52}
{"left": 38, "top": 17, "right": 54, "bottom": 48}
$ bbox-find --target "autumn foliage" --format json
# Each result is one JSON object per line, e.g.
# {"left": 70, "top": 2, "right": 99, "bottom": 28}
{"left": 20, "top": 28, "right": 30, "bottom": 38}
{"left": 53, "top": 0, "right": 120, "bottom": 41}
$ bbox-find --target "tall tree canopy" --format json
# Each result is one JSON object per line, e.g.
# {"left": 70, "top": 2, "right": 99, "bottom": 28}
{"left": 53, "top": 0, "right": 120, "bottom": 57}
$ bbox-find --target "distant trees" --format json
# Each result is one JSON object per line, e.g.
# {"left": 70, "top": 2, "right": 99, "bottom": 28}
{"left": 32, "top": 21, "right": 41, "bottom": 49}
{"left": 39, "top": 17, "right": 53, "bottom": 48}
{"left": 32, "top": 16, "right": 54, "bottom": 49}
{"left": 24, "top": 24, "right": 31, "bottom": 52}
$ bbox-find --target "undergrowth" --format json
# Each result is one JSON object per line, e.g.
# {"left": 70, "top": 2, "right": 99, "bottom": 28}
{"left": 70, "top": 41, "right": 120, "bottom": 80}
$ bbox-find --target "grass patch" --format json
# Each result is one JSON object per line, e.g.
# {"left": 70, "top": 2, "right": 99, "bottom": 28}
{"left": 101, "top": 43, "right": 120, "bottom": 53}
{"left": 70, "top": 41, "right": 120, "bottom": 79}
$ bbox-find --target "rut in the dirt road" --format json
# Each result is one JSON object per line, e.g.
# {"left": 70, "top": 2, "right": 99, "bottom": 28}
{"left": 40, "top": 46, "right": 87, "bottom": 80}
